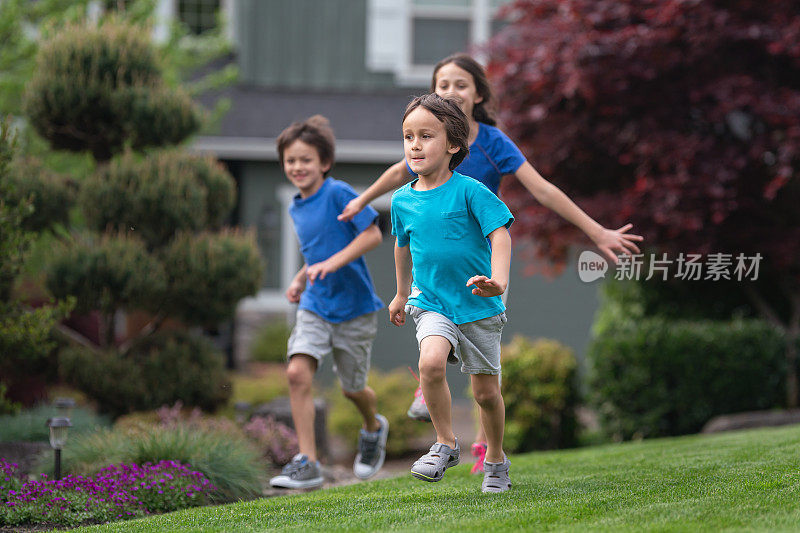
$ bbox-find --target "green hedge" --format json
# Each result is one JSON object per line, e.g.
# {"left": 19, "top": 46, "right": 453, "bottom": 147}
{"left": 588, "top": 317, "right": 786, "bottom": 440}
{"left": 501, "top": 336, "right": 579, "bottom": 452}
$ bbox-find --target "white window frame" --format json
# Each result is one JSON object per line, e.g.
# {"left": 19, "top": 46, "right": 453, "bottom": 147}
{"left": 367, "top": 0, "right": 507, "bottom": 86}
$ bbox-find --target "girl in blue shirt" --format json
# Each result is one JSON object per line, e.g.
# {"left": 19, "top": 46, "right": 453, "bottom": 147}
{"left": 340, "top": 53, "right": 643, "bottom": 472}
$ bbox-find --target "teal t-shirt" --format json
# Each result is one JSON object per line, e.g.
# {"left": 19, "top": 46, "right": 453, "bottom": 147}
{"left": 390, "top": 171, "right": 514, "bottom": 324}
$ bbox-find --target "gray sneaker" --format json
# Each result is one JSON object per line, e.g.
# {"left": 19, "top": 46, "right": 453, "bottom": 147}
{"left": 353, "top": 413, "right": 389, "bottom": 479}
{"left": 411, "top": 440, "right": 460, "bottom": 482}
{"left": 407, "top": 386, "right": 431, "bottom": 422}
{"left": 269, "top": 453, "right": 324, "bottom": 489}
{"left": 482, "top": 455, "right": 511, "bottom": 493}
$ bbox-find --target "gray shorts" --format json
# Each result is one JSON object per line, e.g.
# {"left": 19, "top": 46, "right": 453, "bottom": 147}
{"left": 287, "top": 309, "right": 377, "bottom": 393}
{"left": 406, "top": 305, "right": 506, "bottom": 375}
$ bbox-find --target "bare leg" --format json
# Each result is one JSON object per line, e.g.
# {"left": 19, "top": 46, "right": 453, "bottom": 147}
{"left": 343, "top": 387, "right": 380, "bottom": 432}
{"left": 470, "top": 373, "right": 505, "bottom": 463}
{"left": 474, "top": 423, "right": 488, "bottom": 444}
{"left": 418, "top": 335, "right": 456, "bottom": 448}
{"left": 286, "top": 354, "right": 318, "bottom": 461}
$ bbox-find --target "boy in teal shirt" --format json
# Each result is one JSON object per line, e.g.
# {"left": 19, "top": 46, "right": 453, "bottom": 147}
{"left": 389, "top": 94, "right": 513, "bottom": 493}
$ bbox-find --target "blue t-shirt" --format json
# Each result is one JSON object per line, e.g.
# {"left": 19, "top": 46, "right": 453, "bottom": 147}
{"left": 290, "top": 177, "right": 384, "bottom": 323}
{"left": 406, "top": 123, "right": 526, "bottom": 196}
{"left": 391, "top": 171, "right": 514, "bottom": 324}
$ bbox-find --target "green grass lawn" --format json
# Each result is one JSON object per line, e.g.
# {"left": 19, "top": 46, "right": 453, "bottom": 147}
{"left": 72, "top": 424, "right": 800, "bottom": 532}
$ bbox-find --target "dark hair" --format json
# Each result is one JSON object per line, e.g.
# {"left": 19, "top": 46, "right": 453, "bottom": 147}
{"left": 431, "top": 53, "right": 497, "bottom": 127}
{"left": 276, "top": 115, "right": 335, "bottom": 175}
{"left": 403, "top": 93, "right": 470, "bottom": 170}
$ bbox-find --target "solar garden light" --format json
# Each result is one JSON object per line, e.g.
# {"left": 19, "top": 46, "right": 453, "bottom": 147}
{"left": 54, "top": 397, "right": 75, "bottom": 419}
{"left": 46, "top": 417, "right": 72, "bottom": 480}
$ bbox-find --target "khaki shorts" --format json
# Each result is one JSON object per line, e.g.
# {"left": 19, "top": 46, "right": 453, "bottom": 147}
{"left": 287, "top": 309, "right": 377, "bottom": 393}
{"left": 406, "top": 305, "right": 506, "bottom": 375}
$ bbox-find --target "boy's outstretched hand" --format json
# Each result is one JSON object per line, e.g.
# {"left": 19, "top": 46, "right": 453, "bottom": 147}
{"left": 467, "top": 275, "right": 506, "bottom": 297}
{"left": 593, "top": 223, "right": 643, "bottom": 264}
{"left": 388, "top": 294, "right": 407, "bottom": 326}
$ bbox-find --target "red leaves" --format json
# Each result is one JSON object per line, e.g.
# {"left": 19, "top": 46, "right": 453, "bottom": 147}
{"left": 488, "top": 0, "right": 800, "bottom": 273}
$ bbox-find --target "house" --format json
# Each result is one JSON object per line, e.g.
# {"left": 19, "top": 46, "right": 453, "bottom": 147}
{"left": 172, "top": 0, "right": 601, "bottom": 372}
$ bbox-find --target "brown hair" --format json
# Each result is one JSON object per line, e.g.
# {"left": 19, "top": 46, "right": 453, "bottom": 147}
{"left": 431, "top": 53, "right": 497, "bottom": 127}
{"left": 403, "top": 93, "right": 470, "bottom": 170}
{"left": 276, "top": 115, "right": 335, "bottom": 175}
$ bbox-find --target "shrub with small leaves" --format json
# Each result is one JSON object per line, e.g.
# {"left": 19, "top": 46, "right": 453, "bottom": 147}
{"left": 589, "top": 317, "right": 786, "bottom": 440}
{"left": 160, "top": 230, "right": 263, "bottom": 326}
{"left": 501, "top": 336, "right": 579, "bottom": 453}
{"left": 24, "top": 20, "right": 199, "bottom": 161}
{"left": 59, "top": 331, "right": 231, "bottom": 418}
{"left": 45, "top": 232, "right": 166, "bottom": 317}
{"left": 4, "top": 157, "right": 76, "bottom": 232}
{"left": 81, "top": 152, "right": 208, "bottom": 249}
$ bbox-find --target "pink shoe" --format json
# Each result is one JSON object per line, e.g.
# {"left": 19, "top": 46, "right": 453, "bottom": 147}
{"left": 406, "top": 368, "right": 431, "bottom": 422}
{"left": 470, "top": 442, "right": 488, "bottom": 474}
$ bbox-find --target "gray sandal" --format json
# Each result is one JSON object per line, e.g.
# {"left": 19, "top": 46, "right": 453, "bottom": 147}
{"left": 411, "top": 440, "right": 460, "bottom": 482}
{"left": 482, "top": 455, "right": 511, "bottom": 493}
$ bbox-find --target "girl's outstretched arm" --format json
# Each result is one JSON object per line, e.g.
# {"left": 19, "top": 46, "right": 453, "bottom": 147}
{"left": 514, "top": 162, "right": 643, "bottom": 263}
{"left": 338, "top": 160, "right": 413, "bottom": 221}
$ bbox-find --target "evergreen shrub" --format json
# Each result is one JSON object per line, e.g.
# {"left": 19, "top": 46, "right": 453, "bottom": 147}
{"left": 501, "top": 336, "right": 579, "bottom": 452}
{"left": 60, "top": 331, "right": 231, "bottom": 418}
{"left": 589, "top": 317, "right": 786, "bottom": 440}
{"left": 160, "top": 230, "right": 263, "bottom": 325}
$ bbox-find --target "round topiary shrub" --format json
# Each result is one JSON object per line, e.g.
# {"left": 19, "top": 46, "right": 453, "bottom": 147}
{"left": 45, "top": 232, "right": 166, "bottom": 316}
{"left": 24, "top": 21, "right": 199, "bottom": 161}
{"left": 60, "top": 330, "right": 231, "bottom": 418}
{"left": 501, "top": 336, "right": 579, "bottom": 452}
{"left": 160, "top": 230, "right": 263, "bottom": 326}
{"left": 80, "top": 152, "right": 209, "bottom": 249}
{"left": 5, "top": 158, "right": 76, "bottom": 232}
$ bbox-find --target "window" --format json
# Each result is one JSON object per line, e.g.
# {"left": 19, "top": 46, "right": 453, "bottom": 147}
{"left": 178, "top": 0, "right": 220, "bottom": 35}
{"left": 367, "top": 0, "right": 513, "bottom": 86}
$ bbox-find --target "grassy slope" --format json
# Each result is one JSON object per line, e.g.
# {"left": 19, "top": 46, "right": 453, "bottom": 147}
{"left": 73, "top": 425, "right": 800, "bottom": 532}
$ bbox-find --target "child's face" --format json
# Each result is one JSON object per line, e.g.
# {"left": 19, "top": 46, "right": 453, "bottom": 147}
{"left": 282, "top": 139, "right": 329, "bottom": 197}
{"left": 434, "top": 62, "right": 483, "bottom": 121}
{"left": 403, "top": 107, "right": 460, "bottom": 177}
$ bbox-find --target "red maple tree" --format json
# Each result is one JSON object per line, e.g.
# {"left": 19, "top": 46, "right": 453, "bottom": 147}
{"left": 487, "top": 0, "right": 800, "bottom": 404}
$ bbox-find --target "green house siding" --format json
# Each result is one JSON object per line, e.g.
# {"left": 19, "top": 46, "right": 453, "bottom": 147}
{"left": 237, "top": 0, "right": 398, "bottom": 90}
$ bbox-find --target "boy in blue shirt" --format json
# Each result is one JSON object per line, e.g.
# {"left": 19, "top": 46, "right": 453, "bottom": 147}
{"left": 389, "top": 94, "right": 514, "bottom": 493}
{"left": 269, "top": 115, "right": 388, "bottom": 490}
